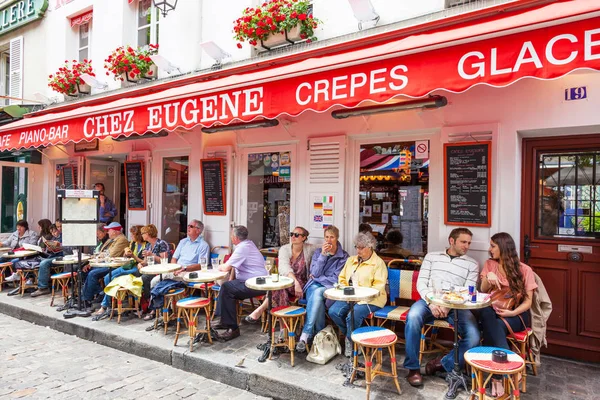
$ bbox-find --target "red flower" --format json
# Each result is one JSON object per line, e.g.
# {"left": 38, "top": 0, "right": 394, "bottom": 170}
{"left": 298, "top": 13, "right": 306, "bottom": 21}
{"left": 237, "top": 43, "right": 243, "bottom": 49}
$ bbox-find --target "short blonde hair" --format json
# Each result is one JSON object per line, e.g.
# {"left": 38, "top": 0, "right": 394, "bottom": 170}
{"left": 141, "top": 224, "right": 158, "bottom": 238}
{"left": 324, "top": 225, "right": 339, "bottom": 239}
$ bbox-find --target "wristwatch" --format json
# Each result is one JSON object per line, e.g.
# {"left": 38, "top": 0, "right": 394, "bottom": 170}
{"left": 182, "top": 265, "right": 187, "bottom": 272}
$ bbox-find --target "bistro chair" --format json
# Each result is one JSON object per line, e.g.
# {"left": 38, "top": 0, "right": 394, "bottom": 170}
{"left": 507, "top": 328, "right": 536, "bottom": 392}
{"left": 465, "top": 346, "right": 525, "bottom": 400}
{"left": 17, "top": 267, "right": 39, "bottom": 297}
{"left": 387, "top": 258, "right": 422, "bottom": 271}
{"left": 269, "top": 305, "right": 306, "bottom": 367}
{"left": 0, "top": 261, "right": 15, "bottom": 291}
{"left": 174, "top": 296, "right": 211, "bottom": 352}
{"left": 160, "top": 287, "right": 186, "bottom": 334}
{"left": 110, "top": 287, "right": 142, "bottom": 324}
{"left": 50, "top": 271, "right": 77, "bottom": 306}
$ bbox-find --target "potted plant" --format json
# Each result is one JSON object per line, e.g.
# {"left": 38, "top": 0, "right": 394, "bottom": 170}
{"left": 48, "top": 60, "right": 94, "bottom": 97}
{"left": 104, "top": 44, "right": 159, "bottom": 82}
{"left": 233, "top": 0, "right": 320, "bottom": 51}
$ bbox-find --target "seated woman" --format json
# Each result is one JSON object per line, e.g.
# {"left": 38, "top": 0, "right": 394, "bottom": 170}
{"left": 295, "top": 225, "right": 349, "bottom": 353}
{"left": 478, "top": 232, "right": 537, "bottom": 397}
{"left": 328, "top": 232, "right": 387, "bottom": 357}
{"left": 93, "top": 225, "right": 146, "bottom": 318}
{"left": 31, "top": 223, "right": 65, "bottom": 297}
{"left": 137, "top": 224, "right": 170, "bottom": 320}
{"left": 244, "top": 226, "right": 315, "bottom": 324}
{"left": 2, "top": 220, "right": 39, "bottom": 282}
{"left": 379, "top": 229, "right": 412, "bottom": 259}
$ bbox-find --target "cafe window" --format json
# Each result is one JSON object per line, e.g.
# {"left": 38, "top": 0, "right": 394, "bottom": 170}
{"left": 246, "top": 152, "right": 291, "bottom": 249}
{"left": 138, "top": 0, "right": 159, "bottom": 47}
{"left": 359, "top": 142, "right": 429, "bottom": 256}
{"left": 162, "top": 156, "right": 188, "bottom": 245}
{"left": 1, "top": 165, "right": 28, "bottom": 233}
{"left": 78, "top": 22, "right": 90, "bottom": 62}
{"left": 538, "top": 151, "right": 600, "bottom": 238}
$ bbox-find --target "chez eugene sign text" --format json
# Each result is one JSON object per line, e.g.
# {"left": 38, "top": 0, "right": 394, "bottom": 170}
{"left": 2, "top": 17, "right": 600, "bottom": 150}
{"left": 0, "top": 0, "right": 47, "bottom": 36}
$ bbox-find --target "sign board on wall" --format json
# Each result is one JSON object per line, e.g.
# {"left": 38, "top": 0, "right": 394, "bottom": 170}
{"left": 312, "top": 195, "right": 334, "bottom": 231}
{"left": 444, "top": 141, "right": 491, "bottom": 227}
{"left": 124, "top": 161, "right": 146, "bottom": 210}
{"left": 0, "top": 0, "right": 48, "bottom": 37}
{"left": 201, "top": 158, "right": 226, "bottom": 216}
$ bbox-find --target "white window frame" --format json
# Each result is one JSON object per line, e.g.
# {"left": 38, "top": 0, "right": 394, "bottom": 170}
{"left": 137, "top": 0, "right": 160, "bottom": 47}
{"left": 77, "top": 21, "right": 90, "bottom": 62}
{"left": 0, "top": 52, "right": 9, "bottom": 106}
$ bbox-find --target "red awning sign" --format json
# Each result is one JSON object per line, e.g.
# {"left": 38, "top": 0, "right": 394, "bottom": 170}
{"left": 2, "top": 10, "right": 600, "bottom": 151}
{"left": 70, "top": 10, "right": 93, "bottom": 27}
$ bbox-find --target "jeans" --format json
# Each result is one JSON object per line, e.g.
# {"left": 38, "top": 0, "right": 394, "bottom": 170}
{"left": 328, "top": 301, "right": 381, "bottom": 345}
{"left": 478, "top": 307, "right": 530, "bottom": 350}
{"left": 302, "top": 282, "right": 327, "bottom": 338}
{"left": 403, "top": 299, "right": 480, "bottom": 372}
{"left": 100, "top": 267, "right": 139, "bottom": 308}
{"left": 82, "top": 267, "right": 110, "bottom": 301}
{"left": 37, "top": 256, "right": 61, "bottom": 289}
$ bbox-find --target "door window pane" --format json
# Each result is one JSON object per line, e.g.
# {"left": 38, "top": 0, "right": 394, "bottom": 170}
{"left": 162, "top": 156, "right": 188, "bottom": 245}
{"left": 538, "top": 151, "right": 600, "bottom": 237}
{"left": 247, "top": 152, "right": 291, "bottom": 249}
{"left": 1, "top": 165, "right": 27, "bottom": 233}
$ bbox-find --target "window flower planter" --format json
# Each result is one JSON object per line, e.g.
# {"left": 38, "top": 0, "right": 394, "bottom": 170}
{"left": 48, "top": 60, "right": 95, "bottom": 98}
{"left": 257, "top": 25, "right": 302, "bottom": 51}
{"left": 105, "top": 44, "right": 159, "bottom": 83}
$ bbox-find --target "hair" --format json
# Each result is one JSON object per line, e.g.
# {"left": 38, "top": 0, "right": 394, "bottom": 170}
{"left": 190, "top": 219, "right": 204, "bottom": 232}
{"left": 55, "top": 218, "right": 61, "bottom": 223}
{"left": 141, "top": 224, "right": 158, "bottom": 238}
{"left": 16, "top": 220, "right": 29, "bottom": 230}
{"left": 491, "top": 232, "right": 527, "bottom": 300}
{"left": 448, "top": 227, "right": 473, "bottom": 242}
{"left": 50, "top": 224, "right": 58, "bottom": 232}
{"left": 232, "top": 225, "right": 249, "bottom": 241}
{"left": 94, "top": 182, "right": 105, "bottom": 191}
{"left": 129, "top": 225, "right": 144, "bottom": 243}
{"left": 38, "top": 219, "right": 53, "bottom": 240}
{"left": 293, "top": 226, "right": 309, "bottom": 240}
{"left": 324, "top": 225, "right": 340, "bottom": 239}
{"left": 354, "top": 232, "right": 377, "bottom": 250}
{"left": 96, "top": 222, "right": 106, "bottom": 232}
{"left": 385, "top": 229, "right": 403, "bottom": 245}
{"left": 358, "top": 223, "right": 373, "bottom": 234}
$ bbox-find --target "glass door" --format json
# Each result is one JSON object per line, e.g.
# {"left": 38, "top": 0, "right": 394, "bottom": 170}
{"left": 85, "top": 158, "right": 121, "bottom": 223}
{"left": 1, "top": 164, "right": 27, "bottom": 232}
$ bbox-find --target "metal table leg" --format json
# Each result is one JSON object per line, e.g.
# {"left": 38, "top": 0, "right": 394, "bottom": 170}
{"left": 445, "top": 308, "right": 467, "bottom": 399}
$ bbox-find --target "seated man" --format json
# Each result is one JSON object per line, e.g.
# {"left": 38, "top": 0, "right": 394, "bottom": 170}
{"left": 295, "top": 225, "right": 348, "bottom": 353}
{"left": 81, "top": 222, "right": 129, "bottom": 306}
{"left": 404, "top": 228, "right": 480, "bottom": 387}
{"left": 215, "top": 225, "right": 267, "bottom": 341}
{"left": 379, "top": 229, "right": 412, "bottom": 259}
{"left": 31, "top": 224, "right": 64, "bottom": 298}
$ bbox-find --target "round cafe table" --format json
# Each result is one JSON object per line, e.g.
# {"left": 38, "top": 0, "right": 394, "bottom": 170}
{"left": 426, "top": 292, "right": 492, "bottom": 399}
{"left": 53, "top": 254, "right": 91, "bottom": 312}
{"left": 324, "top": 286, "right": 380, "bottom": 386}
{"left": 246, "top": 275, "right": 295, "bottom": 362}
{"left": 0, "top": 247, "right": 12, "bottom": 253}
{"left": 89, "top": 257, "right": 133, "bottom": 282}
{"left": 1, "top": 250, "right": 38, "bottom": 259}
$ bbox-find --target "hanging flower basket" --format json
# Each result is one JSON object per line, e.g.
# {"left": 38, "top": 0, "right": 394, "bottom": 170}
{"left": 234, "top": 0, "right": 320, "bottom": 51}
{"left": 105, "top": 44, "right": 159, "bottom": 82}
{"left": 48, "top": 59, "right": 95, "bottom": 97}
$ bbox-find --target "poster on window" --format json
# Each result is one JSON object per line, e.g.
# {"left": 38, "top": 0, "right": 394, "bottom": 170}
{"left": 313, "top": 195, "right": 334, "bottom": 231}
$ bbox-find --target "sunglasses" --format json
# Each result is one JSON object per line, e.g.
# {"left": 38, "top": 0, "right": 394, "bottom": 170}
{"left": 188, "top": 224, "right": 200, "bottom": 229}
{"left": 290, "top": 232, "right": 305, "bottom": 238}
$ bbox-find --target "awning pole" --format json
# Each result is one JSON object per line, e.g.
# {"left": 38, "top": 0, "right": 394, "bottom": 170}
{"left": 0, "top": 95, "right": 46, "bottom": 104}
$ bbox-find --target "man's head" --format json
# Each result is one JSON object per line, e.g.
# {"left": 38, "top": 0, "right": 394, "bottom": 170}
{"left": 230, "top": 225, "right": 249, "bottom": 245}
{"left": 186, "top": 219, "right": 204, "bottom": 240}
{"left": 103, "top": 222, "right": 123, "bottom": 239}
{"left": 447, "top": 228, "right": 473, "bottom": 257}
{"left": 94, "top": 183, "right": 105, "bottom": 195}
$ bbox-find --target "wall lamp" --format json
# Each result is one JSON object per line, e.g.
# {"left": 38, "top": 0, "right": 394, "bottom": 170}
{"left": 153, "top": 0, "right": 178, "bottom": 17}
{"left": 331, "top": 95, "right": 448, "bottom": 119}
{"left": 201, "top": 119, "right": 279, "bottom": 134}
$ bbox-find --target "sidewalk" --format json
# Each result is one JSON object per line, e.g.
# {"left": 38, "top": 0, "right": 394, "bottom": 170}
{"left": 0, "top": 292, "right": 598, "bottom": 400}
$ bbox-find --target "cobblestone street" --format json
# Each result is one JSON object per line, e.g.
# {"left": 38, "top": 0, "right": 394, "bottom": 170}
{"left": 0, "top": 314, "right": 268, "bottom": 400}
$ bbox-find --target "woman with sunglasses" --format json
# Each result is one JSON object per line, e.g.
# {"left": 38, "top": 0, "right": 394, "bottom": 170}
{"left": 244, "top": 226, "right": 315, "bottom": 323}
{"left": 328, "top": 232, "right": 388, "bottom": 357}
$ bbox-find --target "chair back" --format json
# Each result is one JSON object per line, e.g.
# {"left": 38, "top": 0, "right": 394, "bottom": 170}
{"left": 211, "top": 246, "right": 230, "bottom": 266}
{"left": 387, "top": 258, "right": 421, "bottom": 271}
{"left": 388, "top": 269, "right": 420, "bottom": 305}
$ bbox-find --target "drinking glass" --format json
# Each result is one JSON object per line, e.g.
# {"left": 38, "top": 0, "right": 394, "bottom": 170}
{"left": 160, "top": 257, "right": 168, "bottom": 265}
{"left": 72, "top": 249, "right": 79, "bottom": 258}
{"left": 200, "top": 257, "right": 207, "bottom": 272}
{"left": 146, "top": 255, "right": 155, "bottom": 266}
{"left": 433, "top": 278, "right": 443, "bottom": 298}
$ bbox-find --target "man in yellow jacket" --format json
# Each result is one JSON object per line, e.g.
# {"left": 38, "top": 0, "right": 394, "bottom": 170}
{"left": 328, "top": 232, "right": 388, "bottom": 357}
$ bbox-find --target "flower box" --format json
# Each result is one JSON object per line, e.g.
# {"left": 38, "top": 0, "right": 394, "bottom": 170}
{"left": 48, "top": 60, "right": 95, "bottom": 98}
{"left": 105, "top": 44, "right": 159, "bottom": 82}
{"left": 257, "top": 25, "right": 302, "bottom": 51}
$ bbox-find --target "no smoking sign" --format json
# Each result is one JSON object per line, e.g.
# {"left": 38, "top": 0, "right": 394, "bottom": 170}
{"left": 415, "top": 140, "right": 429, "bottom": 159}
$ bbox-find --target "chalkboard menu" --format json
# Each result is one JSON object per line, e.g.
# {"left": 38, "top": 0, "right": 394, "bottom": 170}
{"left": 124, "top": 161, "right": 146, "bottom": 210}
{"left": 201, "top": 158, "right": 226, "bottom": 216}
{"left": 444, "top": 142, "right": 491, "bottom": 226}
{"left": 62, "top": 165, "right": 75, "bottom": 188}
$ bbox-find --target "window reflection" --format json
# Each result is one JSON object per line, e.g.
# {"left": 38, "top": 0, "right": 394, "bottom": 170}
{"left": 162, "top": 156, "right": 188, "bottom": 245}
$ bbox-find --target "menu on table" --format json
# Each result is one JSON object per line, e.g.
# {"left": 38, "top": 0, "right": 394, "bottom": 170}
{"left": 124, "top": 161, "right": 146, "bottom": 210}
{"left": 201, "top": 158, "right": 226, "bottom": 216}
{"left": 444, "top": 142, "right": 491, "bottom": 226}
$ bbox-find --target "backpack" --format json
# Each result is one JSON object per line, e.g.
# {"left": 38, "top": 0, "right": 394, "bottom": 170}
{"left": 306, "top": 325, "right": 341, "bottom": 365}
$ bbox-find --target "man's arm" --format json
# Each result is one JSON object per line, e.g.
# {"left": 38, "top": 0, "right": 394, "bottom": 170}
{"left": 416, "top": 255, "right": 433, "bottom": 300}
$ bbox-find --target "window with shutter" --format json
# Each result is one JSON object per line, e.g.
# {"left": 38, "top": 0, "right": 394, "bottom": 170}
{"left": 9, "top": 36, "right": 23, "bottom": 105}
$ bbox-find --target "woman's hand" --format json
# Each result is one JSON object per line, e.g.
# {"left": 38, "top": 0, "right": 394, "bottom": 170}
{"left": 294, "top": 280, "right": 303, "bottom": 299}
{"left": 123, "top": 248, "right": 133, "bottom": 257}
{"left": 486, "top": 272, "right": 502, "bottom": 290}
{"left": 321, "top": 242, "right": 332, "bottom": 255}
{"left": 496, "top": 308, "right": 516, "bottom": 318}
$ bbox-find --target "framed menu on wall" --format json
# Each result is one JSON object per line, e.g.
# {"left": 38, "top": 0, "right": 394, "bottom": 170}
{"left": 62, "top": 165, "right": 75, "bottom": 188}
{"left": 444, "top": 141, "right": 491, "bottom": 227}
{"left": 124, "top": 161, "right": 146, "bottom": 210}
{"left": 201, "top": 158, "right": 226, "bottom": 216}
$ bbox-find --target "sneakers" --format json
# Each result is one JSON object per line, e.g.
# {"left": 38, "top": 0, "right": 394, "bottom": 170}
{"left": 5, "top": 273, "right": 19, "bottom": 282}
{"left": 25, "top": 279, "right": 34, "bottom": 286}
{"left": 31, "top": 288, "right": 50, "bottom": 297}
{"left": 344, "top": 337, "right": 353, "bottom": 358}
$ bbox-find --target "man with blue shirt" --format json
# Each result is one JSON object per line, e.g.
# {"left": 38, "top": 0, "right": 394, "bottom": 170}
{"left": 150, "top": 219, "right": 210, "bottom": 287}
{"left": 214, "top": 225, "right": 266, "bottom": 341}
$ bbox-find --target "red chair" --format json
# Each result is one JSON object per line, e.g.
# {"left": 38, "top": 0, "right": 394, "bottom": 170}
{"left": 507, "top": 327, "right": 537, "bottom": 392}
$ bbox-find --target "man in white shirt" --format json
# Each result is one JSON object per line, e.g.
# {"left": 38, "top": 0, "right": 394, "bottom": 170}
{"left": 404, "top": 228, "right": 480, "bottom": 387}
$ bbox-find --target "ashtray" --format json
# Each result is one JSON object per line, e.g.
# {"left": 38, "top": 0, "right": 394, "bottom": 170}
{"left": 7, "top": 251, "right": 14, "bottom": 255}
{"left": 188, "top": 272, "right": 198, "bottom": 279}
{"left": 343, "top": 287, "right": 355, "bottom": 296}
{"left": 492, "top": 350, "right": 508, "bottom": 363}
{"left": 256, "top": 277, "right": 266, "bottom": 284}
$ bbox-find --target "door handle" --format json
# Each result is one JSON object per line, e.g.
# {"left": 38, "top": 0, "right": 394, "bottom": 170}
{"left": 523, "top": 235, "right": 538, "bottom": 263}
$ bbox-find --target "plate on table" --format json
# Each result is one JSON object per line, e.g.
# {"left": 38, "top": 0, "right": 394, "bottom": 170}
{"left": 442, "top": 292, "right": 467, "bottom": 304}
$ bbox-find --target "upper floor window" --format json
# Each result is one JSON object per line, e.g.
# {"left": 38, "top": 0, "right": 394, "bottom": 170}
{"left": 0, "top": 51, "right": 9, "bottom": 106}
{"left": 78, "top": 22, "right": 90, "bottom": 62}
{"left": 138, "top": 0, "right": 160, "bottom": 47}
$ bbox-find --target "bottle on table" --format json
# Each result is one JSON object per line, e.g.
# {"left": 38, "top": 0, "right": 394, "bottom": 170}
{"left": 270, "top": 259, "right": 279, "bottom": 282}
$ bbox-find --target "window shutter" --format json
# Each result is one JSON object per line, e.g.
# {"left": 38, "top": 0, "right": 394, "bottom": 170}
{"left": 306, "top": 136, "right": 346, "bottom": 238}
{"left": 9, "top": 36, "right": 23, "bottom": 105}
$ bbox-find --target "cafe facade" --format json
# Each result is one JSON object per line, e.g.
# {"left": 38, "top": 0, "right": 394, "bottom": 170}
{"left": 0, "top": 1, "right": 599, "bottom": 362}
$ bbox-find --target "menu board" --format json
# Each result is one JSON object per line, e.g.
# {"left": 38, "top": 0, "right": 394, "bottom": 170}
{"left": 62, "top": 165, "right": 75, "bottom": 188}
{"left": 444, "top": 142, "right": 491, "bottom": 226}
{"left": 201, "top": 158, "right": 226, "bottom": 216}
{"left": 124, "top": 161, "right": 146, "bottom": 210}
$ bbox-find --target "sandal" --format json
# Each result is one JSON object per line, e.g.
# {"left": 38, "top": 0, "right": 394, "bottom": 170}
{"left": 243, "top": 315, "right": 260, "bottom": 324}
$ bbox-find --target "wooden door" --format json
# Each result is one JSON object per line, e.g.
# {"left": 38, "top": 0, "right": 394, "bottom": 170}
{"left": 521, "top": 135, "right": 600, "bottom": 362}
